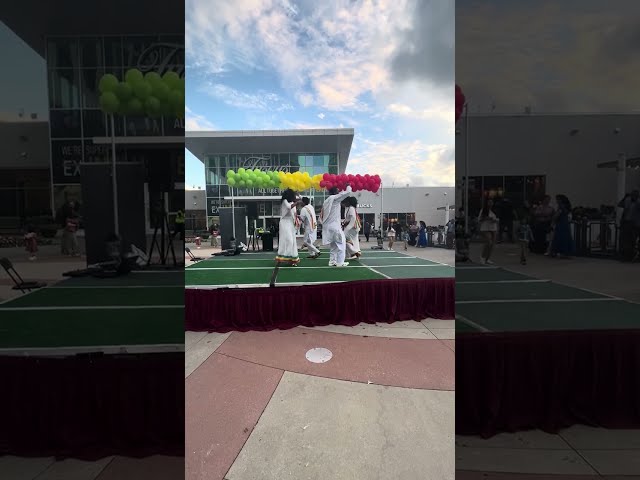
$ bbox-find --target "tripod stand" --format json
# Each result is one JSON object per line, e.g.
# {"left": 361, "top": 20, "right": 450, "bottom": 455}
{"left": 148, "top": 192, "right": 177, "bottom": 267}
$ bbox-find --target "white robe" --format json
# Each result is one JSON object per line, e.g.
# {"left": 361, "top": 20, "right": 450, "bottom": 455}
{"left": 300, "top": 204, "right": 317, "bottom": 245}
{"left": 344, "top": 206, "right": 361, "bottom": 257}
{"left": 276, "top": 200, "right": 299, "bottom": 263}
{"left": 320, "top": 186, "right": 353, "bottom": 246}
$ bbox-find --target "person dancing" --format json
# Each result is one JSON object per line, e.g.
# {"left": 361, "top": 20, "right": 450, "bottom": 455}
{"left": 320, "top": 184, "right": 353, "bottom": 267}
{"left": 299, "top": 197, "right": 321, "bottom": 259}
{"left": 276, "top": 189, "right": 300, "bottom": 266}
{"left": 343, "top": 196, "right": 362, "bottom": 259}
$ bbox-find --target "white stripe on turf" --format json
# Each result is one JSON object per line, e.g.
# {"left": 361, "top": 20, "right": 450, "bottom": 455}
{"left": 456, "top": 279, "right": 550, "bottom": 284}
{"left": 186, "top": 264, "right": 447, "bottom": 270}
{"left": 456, "top": 298, "right": 621, "bottom": 304}
{"left": 456, "top": 314, "right": 490, "bottom": 332}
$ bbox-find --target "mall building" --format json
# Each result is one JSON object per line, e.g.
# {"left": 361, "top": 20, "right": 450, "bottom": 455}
{"left": 455, "top": 113, "right": 640, "bottom": 215}
{"left": 186, "top": 128, "right": 455, "bottom": 233}
{"left": 1, "top": 2, "right": 184, "bottom": 230}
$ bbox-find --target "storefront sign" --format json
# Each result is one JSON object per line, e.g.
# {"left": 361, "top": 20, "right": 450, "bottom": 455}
{"left": 207, "top": 198, "right": 220, "bottom": 215}
{"left": 359, "top": 204, "right": 373, "bottom": 208}
{"left": 51, "top": 141, "right": 83, "bottom": 184}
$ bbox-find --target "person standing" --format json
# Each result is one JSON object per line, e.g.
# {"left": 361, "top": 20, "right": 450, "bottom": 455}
{"left": 276, "top": 189, "right": 300, "bottom": 265}
{"left": 478, "top": 199, "right": 498, "bottom": 264}
{"left": 299, "top": 197, "right": 320, "bottom": 259}
{"left": 387, "top": 224, "right": 396, "bottom": 250}
{"left": 320, "top": 185, "right": 353, "bottom": 267}
{"left": 618, "top": 190, "right": 639, "bottom": 261}
{"left": 174, "top": 209, "right": 185, "bottom": 241}
{"left": 532, "top": 195, "right": 554, "bottom": 254}
{"left": 343, "top": 196, "right": 362, "bottom": 259}
{"left": 517, "top": 216, "right": 533, "bottom": 265}
{"left": 550, "top": 194, "right": 574, "bottom": 258}
{"left": 62, "top": 213, "right": 80, "bottom": 257}
{"left": 363, "top": 220, "right": 371, "bottom": 242}
{"left": 417, "top": 221, "right": 427, "bottom": 248}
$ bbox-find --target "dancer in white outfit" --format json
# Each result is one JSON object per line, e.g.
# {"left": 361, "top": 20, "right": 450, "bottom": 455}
{"left": 320, "top": 185, "right": 352, "bottom": 266}
{"left": 276, "top": 189, "right": 300, "bottom": 265}
{"left": 299, "top": 197, "right": 321, "bottom": 259}
{"left": 343, "top": 196, "right": 361, "bottom": 259}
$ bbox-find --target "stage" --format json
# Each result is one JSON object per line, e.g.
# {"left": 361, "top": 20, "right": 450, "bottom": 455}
{"left": 455, "top": 264, "right": 640, "bottom": 438}
{"left": 0, "top": 271, "right": 184, "bottom": 460}
{"left": 185, "top": 249, "right": 455, "bottom": 332}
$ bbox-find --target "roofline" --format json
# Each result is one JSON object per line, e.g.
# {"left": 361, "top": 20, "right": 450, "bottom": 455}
{"left": 186, "top": 128, "right": 355, "bottom": 138}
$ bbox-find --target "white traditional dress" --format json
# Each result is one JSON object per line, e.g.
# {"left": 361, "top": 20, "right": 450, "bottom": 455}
{"left": 276, "top": 200, "right": 300, "bottom": 264}
{"left": 344, "top": 205, "right": 361, "bottom": 258}
{"left": 300, "top": 204, "right": 320, "bottom": 256}
{"left": 320, "top": 186, "right": 352, "bottom": 266}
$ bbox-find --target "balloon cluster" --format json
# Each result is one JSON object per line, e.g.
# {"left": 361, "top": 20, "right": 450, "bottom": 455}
{"left": 226, "top": 168, "right": 280, "bottom": 188}
{"left": 226, "top": 168, "right": 325, "bottom": 190}
{"left": 455, "top": 84, "right": 465, "bottom": 124}
{"left": 319, "top": 173, "right": 381, "bottom": 193}
{"left": 98, "top": 69, "right": 185, "bottom": 118}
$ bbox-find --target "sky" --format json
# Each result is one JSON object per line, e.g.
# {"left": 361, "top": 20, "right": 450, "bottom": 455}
{"left": 457, "top": 0, "right": 640, "bottom": 114}
{"left": 0, "top": 21, "right": 48, "bottom": 121}
{"left": 185, "top": 0, "right": 455, "bottom": 189}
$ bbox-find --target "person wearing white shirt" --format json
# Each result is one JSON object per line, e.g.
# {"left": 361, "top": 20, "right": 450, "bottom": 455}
{"left": 343, "top": 196, "right": 362, "bottom": 259}
{"left": 299, "top": 197, "right": 320, "bottom": 259}
{"left": 478, "top": 199, "right": 498, "bottom": 264}
{"left": 320, "top": 184, "right": 353, "bottom": 266}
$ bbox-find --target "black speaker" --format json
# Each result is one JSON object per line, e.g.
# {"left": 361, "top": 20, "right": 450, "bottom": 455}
{"left": 247, "top": 202, "right": 258, "bottom": 217}
{"left": 148, "top": 155, "right": 172, "bottom": 192}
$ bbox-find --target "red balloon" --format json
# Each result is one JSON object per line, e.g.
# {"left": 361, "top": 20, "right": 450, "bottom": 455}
{"left": 456, "top": 84, "right": 466, "bottom": 124}
{"left": 319, "top": 180, "right": 326, "bottom": 187}
{"left": 325, "top": 182, "right": 333, "bottom": 190}
{"left": 323, "top": 173, "right": 330, "bottom": 181}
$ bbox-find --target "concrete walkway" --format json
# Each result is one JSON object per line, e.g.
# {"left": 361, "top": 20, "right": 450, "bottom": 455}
{"left": 186, "top": 245, "right": 456, "bottom": 480}
{"left": 457, "top": 241, "right": 640, "bottom": 477}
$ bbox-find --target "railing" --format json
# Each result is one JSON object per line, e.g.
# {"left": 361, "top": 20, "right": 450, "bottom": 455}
{"left": 571, "top": 220, "right": 619, "bottom": 257}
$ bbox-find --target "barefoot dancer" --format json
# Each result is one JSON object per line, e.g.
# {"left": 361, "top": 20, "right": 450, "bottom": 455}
{"left": 343, "top": 196, "right": 362, "bottom": 259}
{"left": 276, "top": 189, "right": 300, "bottom": 266}
{"left": 299, "top": 197, "right": 320, "bottom": 259}
{"left": 320, "top": 184, "right": 352, "bottom": 267}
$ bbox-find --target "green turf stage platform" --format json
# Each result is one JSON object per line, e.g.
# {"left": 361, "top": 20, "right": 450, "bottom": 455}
{"left": 185, "top": 249, "right": 455, "bottom": 332}
{"left": 0, "top": 271, "right": 184, "bottom": 459}
{"left": 455, "top": 264, "right": 640, "bottom": 438}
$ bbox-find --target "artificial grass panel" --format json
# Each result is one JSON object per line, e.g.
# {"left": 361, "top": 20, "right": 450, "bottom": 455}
{"left": 357, "top": 257, "right": 441, "bottom": 267}
{"left": 456, "top": 282, "right": 607, "bottom": 302}
{"left": 0, "top": 308, "right": 183, "bottom": 348}
{"left": 456, "top": 318, "right": 479, "bottom": 333}
{"left": 455, "top": 300, "right": 640, "bottom": 332}
{"left": 1, "top": 287, "right": 183, "bottom": 308}
{"left": 185, "top": 265, "right": 385, "bottom": 285}
{"left": 455, "top": 268, "right": 534, "bottom": 283}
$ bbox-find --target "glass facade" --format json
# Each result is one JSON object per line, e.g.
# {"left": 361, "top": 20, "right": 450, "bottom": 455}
{"left": 204, "top": 152, "right": 339, "bottom": 228}
{"left": 464, "top": 175, "right": 546, "bottom": 215}
{"left": 46, "top": 35, "right": 184, "bottom": 215}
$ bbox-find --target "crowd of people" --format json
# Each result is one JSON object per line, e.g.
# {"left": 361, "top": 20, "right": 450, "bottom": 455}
{"left": 476, "top": 194, "right": 575, "bottom": 265}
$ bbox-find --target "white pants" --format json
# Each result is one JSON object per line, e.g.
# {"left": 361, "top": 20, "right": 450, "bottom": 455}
{"left": 329, "top": 231, "right": 346, "bottom": 265}
{"left": 303, "top": 232, "right": 320, "bottom": 255}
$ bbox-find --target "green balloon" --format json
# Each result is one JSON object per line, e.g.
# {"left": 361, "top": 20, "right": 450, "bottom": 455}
{"left": 238, "top": 180, "right": 246, "bottom": 187}
{"left": 144, "top": 71, "right": 163, "bottom": 87}
{"left": 152, "top": 82, "right": 170, "bottom": 101}
{"left": 160, "top": 99, "right": 174, "bottom": 117}
{"left": 99, "top": 74, "right": 119, "bottom": 93}
{"left": 99, "top": 92, "right": 120, "bottom": 114}
{"left": 125, "top": 69, "right": 144, "bottom": 85}
{"left": 126, "top": 98, "right": 144, "bottom": 115}
{"left": 246, "top": 179, "right": 254, "bottom": 187}
{"left": 144, "top": 97, "right": 162, "bottom": 117}
{"left": 162, "top": 71, "right": 181, "bottom": 90}
{"left": 133, "top": 81, "right": 152, "bottom": 100}
{"left": 115, "top": 82, "right": 133, "bottom": 101}
{"left": 227, "top": 177, "right": 236, "bottom": 186}
{"left": 238, "top": 168, "right": 246, "bottom": 175}
{"left": 168, "top": 90, "right": 183, "bottom": 110}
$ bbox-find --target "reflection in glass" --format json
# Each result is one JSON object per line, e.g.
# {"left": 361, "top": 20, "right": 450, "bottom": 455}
{"left": 48, "top": 69, "right": 81, "bottom": 109}
{"left": 47, "top": 38, "right": 79, "bottom": 68}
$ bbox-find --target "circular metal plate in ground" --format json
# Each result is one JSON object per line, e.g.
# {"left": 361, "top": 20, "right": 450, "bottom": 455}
{"left": 305, "top": 348, "right": 333, "bottom": 363}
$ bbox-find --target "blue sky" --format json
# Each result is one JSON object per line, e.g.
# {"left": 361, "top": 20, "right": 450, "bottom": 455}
{"left": 185, "top": 0, "right": 454, "bottom": 189}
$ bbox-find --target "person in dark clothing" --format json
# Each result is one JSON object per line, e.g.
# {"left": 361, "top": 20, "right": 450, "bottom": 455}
{"left": 363, "top": 221, "right": 371, "bottom": 242}
{"left": 497, "top": 198, "right": 515, "bottom": 243}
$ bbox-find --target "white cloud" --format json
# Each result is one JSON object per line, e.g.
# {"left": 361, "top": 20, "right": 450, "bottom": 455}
{"left": 317, "top": 113, "right": 325, "bottom": 119}
{"left": 185, "top": 106, "right": 216, "bottom": 131}
{"left": 186, "top": 0, "right": 450, "bottom": 113}
{"left": 347, "top": 138, "right": 454, "bottom": 187}
{"left": 199, "top": 83, "right": 289, "bottom": 111}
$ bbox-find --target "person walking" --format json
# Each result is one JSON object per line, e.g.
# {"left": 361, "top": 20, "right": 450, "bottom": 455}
{"left": 478, "top": 199, "right": 498, "bottom": 264}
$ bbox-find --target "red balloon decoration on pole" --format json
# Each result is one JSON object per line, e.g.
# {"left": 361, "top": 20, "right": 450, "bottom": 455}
{"left": 455, "top": 84, "right": 465, "bottom": 124}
